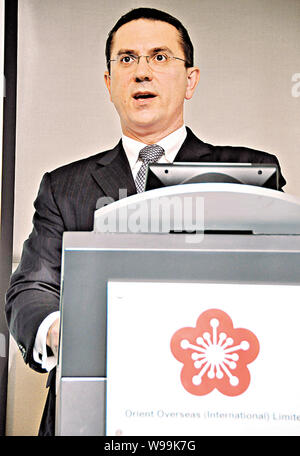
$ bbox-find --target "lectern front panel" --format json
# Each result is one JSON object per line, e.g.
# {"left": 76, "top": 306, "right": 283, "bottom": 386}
{"left": 56, "top": 232, "right": 300, "bottom": 435}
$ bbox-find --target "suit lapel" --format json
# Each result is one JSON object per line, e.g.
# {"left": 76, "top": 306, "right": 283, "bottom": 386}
{"left": 91, "top": 140, "right": 137, "bottom": 201}
{"left": 174, "top": 127, "right": 213, "bottom": 162}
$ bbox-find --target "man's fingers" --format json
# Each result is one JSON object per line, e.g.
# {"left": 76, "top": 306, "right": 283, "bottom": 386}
{"left": 47, "top": 318, "right": 60, "bottom": 357}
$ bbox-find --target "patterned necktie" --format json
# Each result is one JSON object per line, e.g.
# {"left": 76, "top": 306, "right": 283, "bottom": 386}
{"left": 135, "top": 144, "right": 164, "bottom": 193}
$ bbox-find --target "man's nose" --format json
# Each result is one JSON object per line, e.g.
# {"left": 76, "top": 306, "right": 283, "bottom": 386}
{"left": 133, "top": 56, "right": 153, "bottom": 82}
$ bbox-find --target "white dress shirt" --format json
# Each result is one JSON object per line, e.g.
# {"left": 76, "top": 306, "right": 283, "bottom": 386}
{"left": 33, "top": 125, "right": 187, "bottom": 371}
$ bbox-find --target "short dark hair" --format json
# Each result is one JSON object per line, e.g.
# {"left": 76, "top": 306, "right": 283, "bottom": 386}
{"left": 105, "top": 7, "right": 194, "bottom": 73}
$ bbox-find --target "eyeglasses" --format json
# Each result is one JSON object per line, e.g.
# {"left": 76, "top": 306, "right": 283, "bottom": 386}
{"left": 109, "top": 52, "right": 186, "bottom": 71}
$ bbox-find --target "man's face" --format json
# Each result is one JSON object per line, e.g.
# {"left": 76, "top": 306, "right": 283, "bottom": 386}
{"left": 104, "top": 19, "right": 200, "bottom": 141}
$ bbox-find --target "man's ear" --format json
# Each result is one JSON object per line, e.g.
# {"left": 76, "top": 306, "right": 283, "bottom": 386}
{"left": 104, "top": 71, "right": 112, "bottom": 101}
{"left": 185, "top": 67, "right": 200, "bottom": 100}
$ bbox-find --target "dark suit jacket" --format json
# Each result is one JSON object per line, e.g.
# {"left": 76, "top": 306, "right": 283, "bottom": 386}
{"left": 5, "top": 127, "right": 286, "bottom": 435}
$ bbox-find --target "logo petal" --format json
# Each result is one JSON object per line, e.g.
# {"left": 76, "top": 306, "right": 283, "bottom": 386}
{"left": 170, "top": 309, "right": 259, "bottom": 397}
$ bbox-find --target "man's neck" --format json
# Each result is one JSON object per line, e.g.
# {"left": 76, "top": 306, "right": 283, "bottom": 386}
{"left": 121, "top": 123, "right": 185, "bottom": 145}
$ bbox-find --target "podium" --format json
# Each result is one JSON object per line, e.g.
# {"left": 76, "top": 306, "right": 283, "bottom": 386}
{"left": 55, "top": 183, "right": 300, "bottom": 436}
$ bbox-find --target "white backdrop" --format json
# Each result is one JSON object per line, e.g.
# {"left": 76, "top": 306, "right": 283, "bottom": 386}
{"left": 14, "top": 0, "right": 300, "bottom": 260}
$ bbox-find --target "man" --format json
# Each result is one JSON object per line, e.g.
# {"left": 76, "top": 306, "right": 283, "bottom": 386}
{"left": 5, "top": 7, "right": 286, "bottom": 436}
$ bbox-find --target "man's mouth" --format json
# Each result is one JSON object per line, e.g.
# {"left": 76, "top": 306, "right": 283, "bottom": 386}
{"left": 133, "top": 92, "right": 157, "bottom": 100}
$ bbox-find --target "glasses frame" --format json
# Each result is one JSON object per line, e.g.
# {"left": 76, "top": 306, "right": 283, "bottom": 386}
{"left": 108, "top": 53, "right": 186, "bottom": 70}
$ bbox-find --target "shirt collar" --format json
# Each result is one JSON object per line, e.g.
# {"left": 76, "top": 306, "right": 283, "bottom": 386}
{"left": 122, "top": 125, "right": 187, "bottom": 170}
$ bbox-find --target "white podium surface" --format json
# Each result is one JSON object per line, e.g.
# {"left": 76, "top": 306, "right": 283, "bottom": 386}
{"left": 94, "top": 183, "right": 300, "bottom": 235}
{"left": 106, "top": 281, "right": 300, "bottom": 436}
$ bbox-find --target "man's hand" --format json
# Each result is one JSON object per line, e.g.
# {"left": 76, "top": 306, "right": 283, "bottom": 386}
{"left": 46, "top": 318, "right": 60, "bottom": 358}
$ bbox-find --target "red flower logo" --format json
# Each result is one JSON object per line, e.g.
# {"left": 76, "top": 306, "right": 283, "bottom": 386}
{"left": 170, "top": 309, "right": 259, "bottom": 396}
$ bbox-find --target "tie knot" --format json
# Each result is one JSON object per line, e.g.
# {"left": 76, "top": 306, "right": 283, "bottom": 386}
{"left": 138, "top": 144, "right": 164, "bottom": 165}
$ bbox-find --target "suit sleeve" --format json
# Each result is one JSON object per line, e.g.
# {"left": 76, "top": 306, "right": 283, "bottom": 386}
{"left": 5, "top": 172, "right": 65, "bottom": 373}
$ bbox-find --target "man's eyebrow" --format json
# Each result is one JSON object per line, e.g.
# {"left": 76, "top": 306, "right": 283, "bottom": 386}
{"left": 150, "top": 46, "right": 173, "bottom": 54}
{"left": 116, "top": 49, "right": 137, "bottom": 56}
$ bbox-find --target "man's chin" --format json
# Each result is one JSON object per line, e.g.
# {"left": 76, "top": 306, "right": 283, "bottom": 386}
{"left": 126, "top": 117, "right": 162, "bottom": 133}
